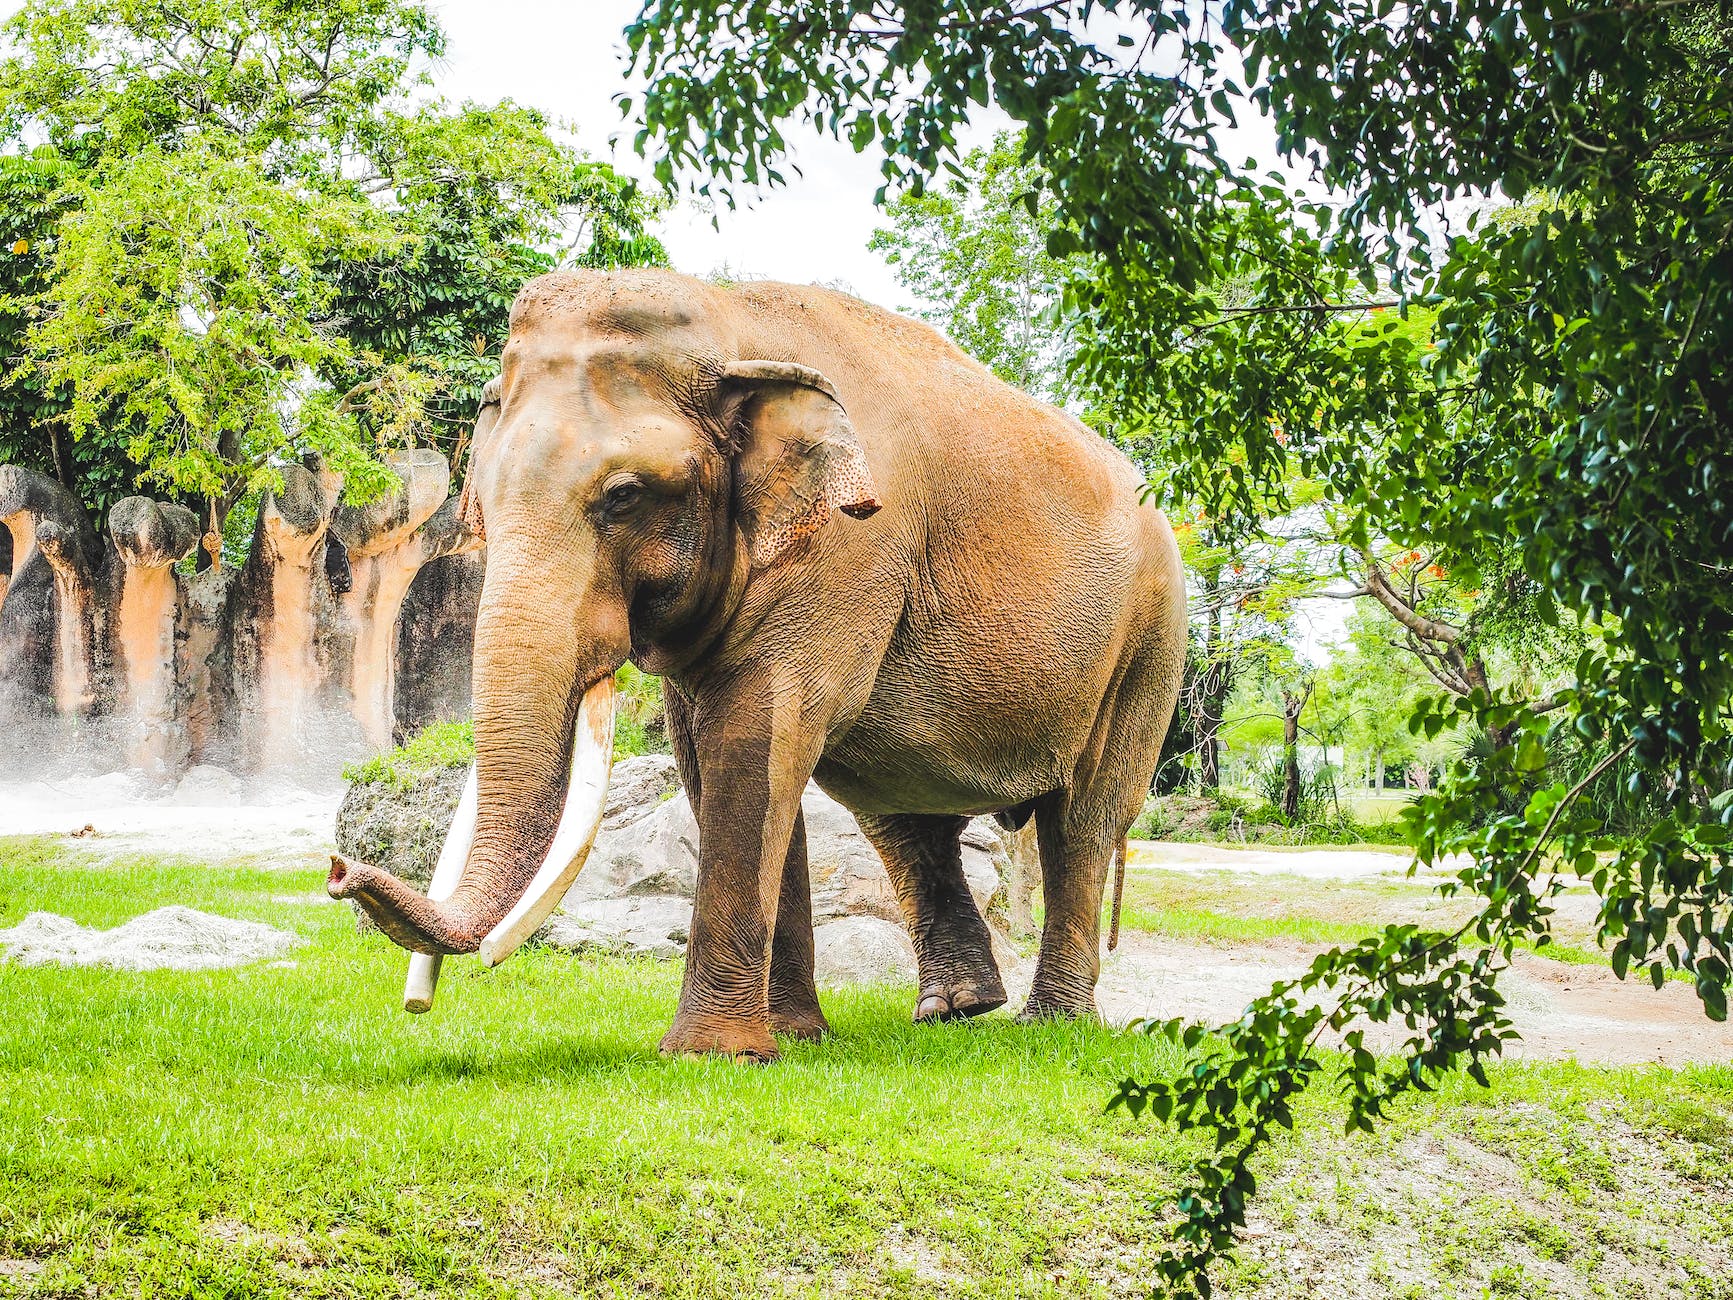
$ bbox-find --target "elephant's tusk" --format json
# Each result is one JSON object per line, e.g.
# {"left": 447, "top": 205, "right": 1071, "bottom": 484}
{"left": 478, "top": 675, "right": 616, "bottom": 968}
{"left": 402, "top": 764, "right": 480, "bottom": 1013}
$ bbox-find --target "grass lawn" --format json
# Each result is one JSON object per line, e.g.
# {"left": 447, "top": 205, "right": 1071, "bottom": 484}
{"left": 1, "top": 837, "right": 1730, "bottom": 1298}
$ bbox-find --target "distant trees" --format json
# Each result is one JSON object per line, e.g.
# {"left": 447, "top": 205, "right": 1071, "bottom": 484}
{"left": 869, "top": 132, "right": 1072, "bottom": 402}
{"left": 0, "top": 0, "right": 666, "bottom": 537}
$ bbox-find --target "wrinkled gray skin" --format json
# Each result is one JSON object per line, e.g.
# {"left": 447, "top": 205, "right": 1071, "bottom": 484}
{"left": 334, "top": 269, "right": 1188, "bottom": 1061}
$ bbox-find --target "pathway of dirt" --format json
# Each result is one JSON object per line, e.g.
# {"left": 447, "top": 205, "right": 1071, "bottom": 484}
{"left": 1075, "top": 850, "right": 1733, "bottom": 1067}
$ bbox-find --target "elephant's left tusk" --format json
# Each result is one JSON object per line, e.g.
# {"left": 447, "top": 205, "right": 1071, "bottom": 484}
{"left": 403, "top": 763, "right": 480, "bottom": 1013}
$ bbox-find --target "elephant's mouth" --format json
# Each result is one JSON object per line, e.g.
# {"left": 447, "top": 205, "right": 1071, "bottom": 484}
{"left": 327, "top": 674, "right": 617, "bottom": 1012}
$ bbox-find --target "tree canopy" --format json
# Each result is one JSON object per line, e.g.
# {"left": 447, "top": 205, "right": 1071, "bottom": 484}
{"left": 868, "top": 131, "right": 1074, "bottom": 401}
{"left": 627, "top": 1, "right": 1733, "bottom": 1291}
{"left": 0, "top": 0, "right": 667, "bottom": 529}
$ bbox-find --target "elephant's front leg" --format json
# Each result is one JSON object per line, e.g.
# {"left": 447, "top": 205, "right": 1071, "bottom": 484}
{"left": 660, "top": 688, "right": 819, "bottom": 1063}
{"left": 768, "top": 809, "right": 830, "bottom": 1041}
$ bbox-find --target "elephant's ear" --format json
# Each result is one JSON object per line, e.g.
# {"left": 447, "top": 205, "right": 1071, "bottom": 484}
{"left": 720, "top": 360, "right": 882, "bottom": 568}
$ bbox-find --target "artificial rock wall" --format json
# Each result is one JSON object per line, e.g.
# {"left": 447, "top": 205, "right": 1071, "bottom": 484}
{"left": 0, "top": 452, "right": 484, "bottom": 782}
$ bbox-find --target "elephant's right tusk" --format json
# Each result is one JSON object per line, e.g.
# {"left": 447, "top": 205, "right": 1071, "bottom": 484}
{"left": 403, "top": 764, "right": 479, "bottom": 1013}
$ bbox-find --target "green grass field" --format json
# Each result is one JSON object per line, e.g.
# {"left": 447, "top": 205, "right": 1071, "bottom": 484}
{"left": 1, "top": 838, "right": 1730, "bottom": 1298}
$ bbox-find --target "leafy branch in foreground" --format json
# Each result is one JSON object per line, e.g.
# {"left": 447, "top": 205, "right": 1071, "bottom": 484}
{"left": 1110, "top": 727, "right": 1639, "bottom": 1292}
{"left": 627, "top": 0, "right": 1733, "bottom": 1292}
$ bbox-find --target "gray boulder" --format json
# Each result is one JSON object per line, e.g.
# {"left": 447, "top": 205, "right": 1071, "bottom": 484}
{"left": 562, "top": 781, "right": 1004, "bottom": 921}
{"left": 335, "top": 753, "right": 684, "bottom": 901}
{"left": 169, "top": 764, "right": 248, "bottom": 807}
{"left": 564, "top": 786, "right": 701, "bottom": 904}
{"left": 806, "top": 785, "right": 1004, "bottom": 922}
{"left": 336, "top": 766, "right": 467, "bottom": 928}
{"left": 541, "top": 894, "right": 691, "bottom": 958}
{"left": 603, "top": 754, "right": 681, "bottom": 830}
{"left": 334, "top": 756, "right": 1009, "bottom": 979}
{"left": 813, "top": 916, "right": 917, "bottom": 986}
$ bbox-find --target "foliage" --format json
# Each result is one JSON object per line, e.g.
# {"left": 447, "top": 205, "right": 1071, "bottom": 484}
{"left": 868, "top": 130, "right": 1074, "bottom": 400}
{"left": 626, "top": 1, "right": 1733, "bottom": 1291}
{"left": 0, "top": 0, "right": 666, "bottom": 526}
{"left": 26, "top": 140, "right": 417, "bottom": 508}
{"left": 614, "top": 662, "right": 671, "bottom": 758}
{"left": 323, "top": 151, "right": 669, "bottom": 467}
{"left": 341, "top": 720, "right": 476, "bottom": 791}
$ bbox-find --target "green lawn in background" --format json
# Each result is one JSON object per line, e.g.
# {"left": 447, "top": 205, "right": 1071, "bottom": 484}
{"left": 0, "top": 838, "right": 1729, "bottom": 1298}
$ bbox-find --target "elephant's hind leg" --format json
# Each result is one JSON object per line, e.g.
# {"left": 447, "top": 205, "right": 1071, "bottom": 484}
{"left": 1018, "top": 791, "right": 1113, "bottom": 1020}
{"left": 857, "top": 812, "right": 1006, "bottom": 1022}
{"left": 1021, "top": 636, "right": 1182, "bottom": 1021}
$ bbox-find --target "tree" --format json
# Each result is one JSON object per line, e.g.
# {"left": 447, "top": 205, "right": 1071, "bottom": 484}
{"left": 868, "top": 131, "right": 1072, "bottom": 400}
{"left": 626, "top": 3, "right": 1733, "bottom": 1292}
{"left": 1170, "top": 502, "right": 1333, "bottom": 792}
{"left": 0, "top": 0, "right": 666, "bottom": 533}
{"left": 1321, "top": 604, "right": 1429, "bottom": 792}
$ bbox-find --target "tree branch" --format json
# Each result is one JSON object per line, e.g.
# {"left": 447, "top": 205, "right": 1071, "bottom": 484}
{"left": 1361, "top": 552, "right": 1463, "bottom": 646}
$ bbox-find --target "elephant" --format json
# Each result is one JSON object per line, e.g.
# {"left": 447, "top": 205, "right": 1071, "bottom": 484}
{"left": 330, "top": 268, "right": 1188, "bottom": 1061}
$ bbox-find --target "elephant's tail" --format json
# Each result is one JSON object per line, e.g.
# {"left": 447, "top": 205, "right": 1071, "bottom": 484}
{"left": 1108, "top": 836, "right": 1128, "bottom": 952}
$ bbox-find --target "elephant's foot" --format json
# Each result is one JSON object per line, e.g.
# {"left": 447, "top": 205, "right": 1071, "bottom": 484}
{"left": 912, "top": 923, "right": 1006, "bottom": 1023}
{"left": 914, "top": 974, "right": 1007, "bottom": 1023}
{"left": 768, "top": 963, "right": 829, "bottom": 1041}
{"left": 659, "top": 1012, "right": 779, "bottom": 1063}
{"left": 769, "top": 1004, "right": 831, "bottom": 1042}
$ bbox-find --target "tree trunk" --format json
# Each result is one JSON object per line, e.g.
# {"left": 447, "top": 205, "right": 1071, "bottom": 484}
{"left": 1374, "top": 752, "right": 1385, "bottom": 793}
{"left": 1198, "top": 707, "right": 1223, "bottom": 792}
{"left": 48, "top": 426, "right": 77, "bottom": 499}
{"left": 1198, "top": 584, "right": 1230, "bottom": 793}
{"left": 1280, "top": 685, "right": 1311, "bottom": 822}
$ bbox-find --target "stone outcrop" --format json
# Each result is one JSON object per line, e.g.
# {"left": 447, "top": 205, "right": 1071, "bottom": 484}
{"left": 332, "top": 755, "right": 1008, "bottom": 985}
{"left": 334, "top": 764, "right": 470, "bottom": 900}
{"left": 813, "top": 916, "right": 918, "bottom": 986}
{"left": 394, "top": 549, "right": 484, "bottom": 739}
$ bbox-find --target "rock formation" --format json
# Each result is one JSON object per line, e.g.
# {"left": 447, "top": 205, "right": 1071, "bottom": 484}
{"left": 0, "top": 443, "right": 484, "bottom": 779}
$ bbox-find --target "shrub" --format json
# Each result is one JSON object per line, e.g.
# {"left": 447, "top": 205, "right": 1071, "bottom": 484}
{"left": 343, "top": 721, "right": 474, "bottom": 790}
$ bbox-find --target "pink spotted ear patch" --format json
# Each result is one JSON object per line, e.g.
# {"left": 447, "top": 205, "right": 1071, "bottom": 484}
{"left": 743, "top": 437, "right": 882, "bottom": 568}
{"left": 835, "top": 452, "right": 882, "bottom": 519}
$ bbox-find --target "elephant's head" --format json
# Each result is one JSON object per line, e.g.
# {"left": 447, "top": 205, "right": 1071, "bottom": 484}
{"left": 329, "top": 271, "right": 880, "bottom": 981}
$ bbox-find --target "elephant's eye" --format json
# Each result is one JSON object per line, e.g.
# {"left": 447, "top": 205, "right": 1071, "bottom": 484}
{"left": 602, "top": 481, "right": 644, "bottom": 516}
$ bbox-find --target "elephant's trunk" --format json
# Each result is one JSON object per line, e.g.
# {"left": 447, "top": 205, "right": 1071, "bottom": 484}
{"left": 327, "top": 544, "right": 619, "bottom": 994}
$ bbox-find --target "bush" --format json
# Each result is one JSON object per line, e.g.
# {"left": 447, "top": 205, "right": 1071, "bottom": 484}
{"left": 1129, "top": 789, "right": 1413, "bottom": 848}
{"left": 343, "top": 721, "right": 473, "bottom": 790}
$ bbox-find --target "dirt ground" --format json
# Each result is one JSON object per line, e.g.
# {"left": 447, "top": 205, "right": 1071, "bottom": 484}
{"left": 1072, "top": 846, "right": 1733, "bottom": 1067}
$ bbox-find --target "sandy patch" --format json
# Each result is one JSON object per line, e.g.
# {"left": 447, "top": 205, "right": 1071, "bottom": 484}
{"left": 1129, "top": 840, "right": 1450, "bottom": 880}
{"left": 0, "top": 905, "right": 300, "bottom": 971}
{"left": 1071, "top": 933, "right": 1733, "bottom": 1067}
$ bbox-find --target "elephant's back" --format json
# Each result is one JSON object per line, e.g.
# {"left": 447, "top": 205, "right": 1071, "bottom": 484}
{"left": 728, "top": 280, "right": 1153, "bottom": 547}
